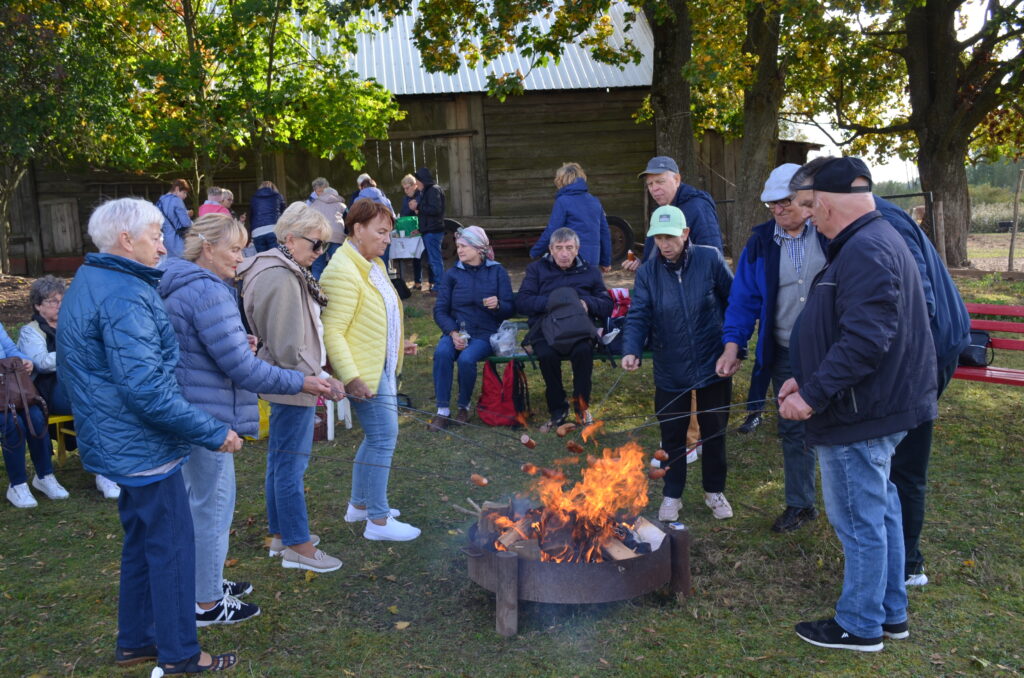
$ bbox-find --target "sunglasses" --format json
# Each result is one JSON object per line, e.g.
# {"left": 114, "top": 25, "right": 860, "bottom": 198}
{"left": 299, "top": 235, "right": 325, "bottom": 252}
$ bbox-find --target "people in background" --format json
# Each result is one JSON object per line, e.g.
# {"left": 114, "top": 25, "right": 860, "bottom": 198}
{"left": 321, "top": 198, "right": 421, "bottom": 542}
{"left": 396, "top": 173, "right": 431, "bottom": 290}
{"left": 428, "top": 226, "right": 514, "bottom": 431}
{"left": 59, "top": 197, "right": 240, "bottom": 673}
{"left": 309, "top": 187, "right": 347, "bottom": 280}
{"left": 160, "top": 213, "right": 338, "bottom": 626}
{"left": 411, "top": 167, "right": 446, "bottom": 291}
{"left": 238, "top": 202, "right": 344, "bottom": 573}
{"left": 17, "top": 276, "right": 119, "bottom": 499}
{"left": 530, "top": 163, "right": 611, "bottom": 272}
{"left": 622, "top": 205, "right": 734, "bottom": 523}
{"left": 155, "top": 178, "right": 192, "bottom": 259}
{"left": 248, "top": 180, "right": 287, "bottom": 252}
{"left": 198, "top": 186, "right": 231, "bottom": 218}
{"left": 307, "top": 177, "right": 329, "bottom": 205}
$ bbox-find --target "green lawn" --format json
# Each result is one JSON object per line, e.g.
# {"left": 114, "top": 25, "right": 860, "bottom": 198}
{"left": 1, "top": 276, "right": 1022, "bottom": 677}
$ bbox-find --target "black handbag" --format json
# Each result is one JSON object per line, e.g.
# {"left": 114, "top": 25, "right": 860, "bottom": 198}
{"left": 958, "top": 329, "right": 994, "bottom": 367}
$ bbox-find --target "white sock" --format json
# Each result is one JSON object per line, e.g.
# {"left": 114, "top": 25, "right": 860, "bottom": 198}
{"left": 437, "top": 407, "right": 451, "bottom": 417}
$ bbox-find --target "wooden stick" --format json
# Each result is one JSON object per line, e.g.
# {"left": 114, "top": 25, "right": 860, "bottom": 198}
{"left": 451, "top": 504, "right": 480, "bottom": 517}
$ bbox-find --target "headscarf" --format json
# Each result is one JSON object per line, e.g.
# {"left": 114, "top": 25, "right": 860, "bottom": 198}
{"left": 456, "top": 225, "right": 494, "bottom": 261}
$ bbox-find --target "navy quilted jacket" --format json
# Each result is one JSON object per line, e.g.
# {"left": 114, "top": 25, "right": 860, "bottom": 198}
{"left": 57, "top": 253, "right": 228, "bottom": 478}
{"left": 158, "top": 257, "right": 304, "bottom": 436}
{"left": 433, "top": 259, "right": 515, "bottom": 339}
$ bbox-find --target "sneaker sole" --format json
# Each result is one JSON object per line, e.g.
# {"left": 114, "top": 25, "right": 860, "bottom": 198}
{"left": 196, "top": 607, "right": 261, "bottom": 627}
{"left": 796, "top": 632, "right": 883, "bottom": 652}
{"left": 882, "top": 629, "right": 909, "bottom": 639}
{"left": 363, "top": 531, "right": 421, "bottom": 542}
{"left": 281, "top": 559, "right": 342, "bottom": 573}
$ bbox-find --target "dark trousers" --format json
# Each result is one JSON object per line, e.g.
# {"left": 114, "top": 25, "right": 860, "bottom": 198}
{"left": 117, "top": 470, "right": 200, "bottom": 663}
{"left": 1, "top": 405, "right": 53, "bottom": 486}
{"left": 532, "top": 338, "right": 594, "bottom": 417}
{"left": 656, "top": 378, "right": 732, "bottom": 498}
{"left": 890, "top": 357, "right": 958, "bottom": 577}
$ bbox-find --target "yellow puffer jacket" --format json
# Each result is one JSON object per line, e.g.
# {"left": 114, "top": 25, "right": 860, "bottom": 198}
{"left": 321, "top": 240, "right": 404, "bottom": 392}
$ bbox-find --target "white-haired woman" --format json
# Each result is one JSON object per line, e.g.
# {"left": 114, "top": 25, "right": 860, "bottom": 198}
{"left": 160, "top": 213, "right": 338, "bottom": 624}
{"left": 238, "top": 202, "right": 345, "bottom": 572}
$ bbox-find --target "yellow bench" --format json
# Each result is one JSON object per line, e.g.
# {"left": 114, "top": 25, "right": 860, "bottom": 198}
{"left": 48, "top": 414, "right": 76, "bottom": 463}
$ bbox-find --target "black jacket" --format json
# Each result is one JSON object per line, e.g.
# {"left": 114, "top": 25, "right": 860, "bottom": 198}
{"left": 414, "top": 168, "right": 445, "bottom": 233}
{"left": 247, "top": 187, "right": 286, "bottom": 232}
{"left": 515, "top": 254, "right": 612, "bottom": 332}
{"left": 791, "top": 211, "right": 937, "bottom": 446}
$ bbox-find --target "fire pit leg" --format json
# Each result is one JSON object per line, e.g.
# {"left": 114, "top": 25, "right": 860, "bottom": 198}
{"left": 495, "top": 551, "right": 519, "bottom": 636}
{"left": 667, "top": 523, "right": 692, "bottom": 597}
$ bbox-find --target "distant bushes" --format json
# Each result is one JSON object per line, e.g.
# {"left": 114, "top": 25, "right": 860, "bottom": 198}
{"left": 971, "top": 201, "right": 1022, "bottom": 233}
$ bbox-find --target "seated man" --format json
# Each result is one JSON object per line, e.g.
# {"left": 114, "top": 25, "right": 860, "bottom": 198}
{"left": 515, "top": 227, "right": 612, "bottom": 429}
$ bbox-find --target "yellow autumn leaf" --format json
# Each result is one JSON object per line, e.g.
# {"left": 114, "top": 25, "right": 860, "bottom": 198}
{"left": 387, "top": 605, "right": 398, "bottom": 614}
{"left": 305, "top": 570, "right": 318, "bottom": 582}
{"left": 395, "top": 621, "right": 410, "bottom": 630}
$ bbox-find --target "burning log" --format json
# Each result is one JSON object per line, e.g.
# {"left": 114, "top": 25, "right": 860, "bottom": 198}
{"left": 497, "top": 517, "right": 536, "bottom": 548}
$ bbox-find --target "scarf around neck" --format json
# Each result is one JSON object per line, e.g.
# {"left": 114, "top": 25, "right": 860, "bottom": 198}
{"left": 276, "top": 243, "right": 328, "bottom": 307}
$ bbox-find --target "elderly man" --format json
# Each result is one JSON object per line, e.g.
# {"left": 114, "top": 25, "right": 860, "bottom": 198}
{"left": 515, "top": 227, "right": 613, "bottom": 429}
{"left": 716, "top": 164, "right": 829, "bottom": 533}
{"left": 58, "top": 198, "right": 242, "bottom": 673}
{"left": 779, "top": 157, "right": 937, "bottom": 652}
{"left": 307, "top": 176, "right": 329, "bottom": 204}
{"left": 155, "top": 178, "right": 192, "bottom": 258}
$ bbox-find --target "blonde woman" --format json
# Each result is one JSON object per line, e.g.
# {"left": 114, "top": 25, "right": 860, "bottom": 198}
{"left": 238, "top": 203, "right": 346, "bottom": 572}
{"left": 529, "top": 162, "right": 611, "bottom": 271}
{"left": 321, "top": 198, "right": 420, "bottom": 542}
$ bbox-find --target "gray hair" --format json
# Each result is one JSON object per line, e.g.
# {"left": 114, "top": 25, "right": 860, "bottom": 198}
{"left": 220, "top": 188, "right": 233, "bottom": 202}
{"left": 206, "top": 186, "right": 224, "bottom": 200}
{"left": 312, "top": 177, "right": 329, "bottom": 191}
{"left": 88, "top": 198, "right": 165, "bottom": 252}
{"left": 401, "top": 173, "right": 417, "bottom": 187}
{"left": 274, "top": 201, "right": 331, "bottom": 242}
{"left": 29, "top": 275, "right": 66, "bottom": 309}
{"left": 550, "top": 227, "right": 580, "bottom": 248}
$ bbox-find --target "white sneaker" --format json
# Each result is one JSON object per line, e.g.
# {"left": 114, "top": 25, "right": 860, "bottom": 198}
{"left": 7, "top": 483, "right": 37, "bottom": 508}
{"left": 686, "top": 449, "right": 698, "bottom": 464}
{"left": 364, "top": 516, "right": 421, "bottom": 542}
{"left": 280, "top": 547, "right": 342, "bottom": 573}
{"left": 704, "top": 492, "right": 733, "bottom": 520}
{"left": 658, "top": 496, "right": 682, "bottom": 522}
{"left": 95, "top": 474, "right": 120, "bottom": 499}
{"left": 905, "top": 573, "right": 929, "bottom": 587}
{"left": 32, "top": 474, "right": 69, "bottom": 500}
{"left": 343, "top": 504, "right": 401, "bottom": 523}
{"left": 268, "top": 533, "right": 320, "bottom": 557}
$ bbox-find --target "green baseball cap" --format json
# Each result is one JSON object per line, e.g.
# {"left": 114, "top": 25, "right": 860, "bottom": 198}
{"left": 648, "top": 205, "right": 688, "bottom": 237}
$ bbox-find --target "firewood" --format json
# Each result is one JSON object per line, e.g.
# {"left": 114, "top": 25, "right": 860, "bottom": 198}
{"left": 510, "top": 539, "right": 542, "bottom": 561}
{"left": 497, "top": 517, "right": 533, "bottom": 548}
{"left": 601, "top": 538, "right": 639, "bottom": 561}
{"left": 632, "top": 516, "right": 666, "bottom": 550}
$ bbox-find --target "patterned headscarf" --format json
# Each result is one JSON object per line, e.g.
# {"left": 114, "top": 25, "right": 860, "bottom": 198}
{"left": 456, "top": 225, "right": 494, "bottom": 261}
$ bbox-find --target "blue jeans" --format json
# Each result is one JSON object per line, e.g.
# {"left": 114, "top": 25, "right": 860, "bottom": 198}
{"left": 117, "top": 470, "right": 200, "bottom": 663}
{"left": 265, "top": 403, "right": 315, "bottom": 546}
{"left": 1, "top": 405, "right": 53, "bottom": 487}
{"left": 816, "top": 432, "right": 908, "bottom": 638}
{"left": 433, "top": 335, "right": 493, "bottom": 409}
{"left": 253, "top": 233, "right": 278, "bottom": 252}
{"left": 349, "top": 371, "right": 398, "bottom": 520}
{"left": 422, "top": 231, "right": 445, "bottom": 286}
{"left": 771, "top": 346, "right": 817, "bottom": 509}
{"left": 311, "top": 242, "right": 342, "bottom": 280}
{"left": 182, "top": 445, "right": 235, "bottom": 603}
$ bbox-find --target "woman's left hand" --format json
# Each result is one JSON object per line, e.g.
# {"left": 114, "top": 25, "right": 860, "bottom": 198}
{"left": 482, "top": 296, "right": 499, "bottom": 309}
{"left": 246, "top": 334, "right": 259, "bottom": 354}
{"left": 404, "top": 340, "right": 419, "bottom": 356}
{"left": 19, "top": 359, "right": 33, "bottom": 375}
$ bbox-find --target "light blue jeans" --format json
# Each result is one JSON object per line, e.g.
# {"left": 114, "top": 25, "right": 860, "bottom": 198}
{"left": 771, "top": 346, "right": 817, "bottom": 509}
{"left": 182, "top": 445, "right": 235, "bottom": 603}
{"left": 815, "top": 431, "right": 908, "bottom": 638}
{"left": 433, "top": 335, "right": 493, "bottom": 409}
{"left": 349, "top": 371, "right": 399, "bottom": 521}
{"left": 266, "top": 403, "right": 315, "bottom": 546}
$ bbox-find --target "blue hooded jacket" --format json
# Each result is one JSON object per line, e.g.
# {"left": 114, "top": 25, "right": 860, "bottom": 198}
{"left": 433, "top": 259, "right": 515, "bottom": 340}
{"left": 158, "top": 256, "right": 304, "bottom": 436}
{"left": 155, "top": 192, "right": 191, "bottom": 258}
{"left": 530, "top": 179, "right": 612, "bottom": 268}
{"left": 57, "top": 253, "right": 228, "bottom": 480}
{"left": 248, "top": 186, "right": 286, "bottom": 232}
{"left": 642, "top": 183, "right": 723, "bottom": 259}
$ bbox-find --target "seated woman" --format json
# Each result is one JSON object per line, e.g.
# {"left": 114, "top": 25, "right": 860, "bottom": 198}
{"left": 621, "top": 205, "right": 735, "bottom": 523}
{"left": 17, "top": 276, "right": 119, "bottom": 499}
{"left": 428, "top": 226, "right": 513, "bottom": 430}
{"left": 2, "top": 321, "right": 67, "bottom": 508}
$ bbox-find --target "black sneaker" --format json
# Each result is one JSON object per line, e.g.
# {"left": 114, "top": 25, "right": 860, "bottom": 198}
{"left": 771, "top": 506, "right": 819, "bottom": 533}
{"left": 196, "top": 595, "right": 261, "bottom": 627}
{"left": 738, "top": 412, "right": 762, "bottom": 434}
{"left": 795, "top": 618, "right": 883, "bottom": 652}
{"left": 222, "top": 578, "right": 253, "bottom": 598}
{"left": 882, "top": 620, "right": 909, "bottom": 639}
{"left": 539, "top": 410, "right": 569, "bottom": 433}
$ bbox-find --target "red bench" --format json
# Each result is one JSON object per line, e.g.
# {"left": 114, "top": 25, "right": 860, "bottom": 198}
{"left": 952, "top": 303, "right": 1024, "bottom": 386}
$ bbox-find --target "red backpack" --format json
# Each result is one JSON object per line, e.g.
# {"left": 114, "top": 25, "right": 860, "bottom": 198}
{"left": 477, "top": 360, "right": 530, "bottom": 427}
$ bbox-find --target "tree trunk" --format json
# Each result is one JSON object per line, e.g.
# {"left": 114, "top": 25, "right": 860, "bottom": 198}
{"left": 0, "top": 160, "right": 29, "bottom": 275}
{"left": 644, "top": 1, "right": 695, "bottom": 175}
{"left": 730, "top": 5, "right": 784, "bottom": 257}
{"left": 916, "top": 140, "right": 970, "bottom": 266}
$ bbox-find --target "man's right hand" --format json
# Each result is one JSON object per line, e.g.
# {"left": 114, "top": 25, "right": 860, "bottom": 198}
{"left": 219, "top": 430, "right": 243, "bottom": 453}
{"left": 621, "top": 258, "right": 640, "bottom": 272}
{"left": 301, "top": 376, "right": 334, "bottom": 397}
{"left": 715, "top": 343, "right": 742, "bottom": 377}
{"left": 621, "top": 354, "right": 640, "bottom": 371}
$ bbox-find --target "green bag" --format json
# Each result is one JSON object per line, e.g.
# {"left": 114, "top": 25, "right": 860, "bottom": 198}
{"left": 395, "top": 216, "right": 419, "bottom": 236}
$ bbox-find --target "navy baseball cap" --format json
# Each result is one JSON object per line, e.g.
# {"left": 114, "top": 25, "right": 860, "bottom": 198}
{"left": 791, "top": 156, "right": 873, "bottom": 193}
{"left": 639, "top": 156, "right": 680, "bottom": 177}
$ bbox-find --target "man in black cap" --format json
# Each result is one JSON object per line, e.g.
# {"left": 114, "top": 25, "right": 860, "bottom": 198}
{"left": 778, "top": 156, "right": 937, "bottom": 652}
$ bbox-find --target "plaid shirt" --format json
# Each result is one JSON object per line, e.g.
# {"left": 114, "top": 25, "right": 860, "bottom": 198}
{"left": 773, "top": 221, "right": 812, "bottom": 277}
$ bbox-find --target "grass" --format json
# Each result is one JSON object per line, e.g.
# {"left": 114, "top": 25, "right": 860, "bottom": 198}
{"left": 1, "top": 277, "right": 1023, "bottom": 678}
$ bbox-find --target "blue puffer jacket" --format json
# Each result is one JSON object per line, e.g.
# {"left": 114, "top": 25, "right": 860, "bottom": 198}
{"left": 623, "top": 244, "right": 733, "bottom": 391}
{"left": 515, "top": 254, "right": 613, "bottom": 331}
{"left": 158, "top": 257, "right": 304, "bottom": 437}
{"left": 434, "top": 259, "right": 515, "bottom": 340}
{"left": 875, "top": 197, "right": 970, "bottom": 369}
{"left": 57, "top": 253, "right": 228, "bottom": 478}
{"left": 642, "top": 183, "right": 723, "bottom": 259}
{"left": 530, "top": 179, "right": 612, "bottom": 268}
{"left": 248, "top": 187, "right": 286, "bottom": 232}
{"left": 156, "top": 192, "right": 191, "bottom": 258}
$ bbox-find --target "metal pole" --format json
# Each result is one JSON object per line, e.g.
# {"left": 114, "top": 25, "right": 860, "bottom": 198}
{"left": 933, "top": 199, "right": 948, "bottom": 266}
{"left": 1008, "top": 169, "right": 1023, "bottom": 272}
{"left": 667, "top": 523, "right": 692, "bottom": 597}
{"left": 495, "top": 551, "right": 518, "bottom": 636}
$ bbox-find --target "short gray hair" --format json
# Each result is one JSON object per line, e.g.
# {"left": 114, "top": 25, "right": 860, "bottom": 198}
{"left": 88, "top": 198, "right": 165, "bottom": 252}
{"left": 550, "top": 227, "right": 580, "bottom": 247}
{"left": 206, "top": 186, "right": 224, "bottom": 200}
{"left": 274, "top": 202, "right": 331, "bottom": 241}
{"left": 29, "top": 275, "right": 66, "bottom": 309}
{"left": 312, "top": 177, "right": 329, "bottom": 190}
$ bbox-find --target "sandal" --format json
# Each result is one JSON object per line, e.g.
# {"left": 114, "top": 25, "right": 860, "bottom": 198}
{"left": 115, "top": 643, "right": 158, "bottom": 666}
{"left": 152, "top": 651, "right": 237, "bottom": 676}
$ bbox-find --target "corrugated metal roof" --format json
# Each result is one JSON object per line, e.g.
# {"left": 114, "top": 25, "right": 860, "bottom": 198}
{"left": 350, "top": 3, "right": 653, "bottom": 95}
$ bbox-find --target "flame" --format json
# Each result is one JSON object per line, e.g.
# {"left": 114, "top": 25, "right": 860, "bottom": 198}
{"left": 581, "top": 420, "right": 605, "bottom": 442}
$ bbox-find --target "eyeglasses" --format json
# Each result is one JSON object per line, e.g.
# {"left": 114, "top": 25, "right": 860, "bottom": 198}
{"left": 299, "top": 235, "right": 325, "bottom": 252}
{"left": 40, "top": 297, "right": 62, "bottom": 307}
{"left": 764, "top": 198, "right": 793, "bottom": 210}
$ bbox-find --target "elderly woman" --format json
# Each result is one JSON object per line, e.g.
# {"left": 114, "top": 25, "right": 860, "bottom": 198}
{"left": 321, "top": 198, "right": 420, "bottom": 542}
{"left": 59, "top": 198, "right": 239, "bottom": 673}
{"left": 160, "top": 214, "right": 337, "bottom": 624}
{"left": 17, "top": 276, "right": 118, "bottom": 499}
{"left": 396, "top": 173, "right": 430, "bottom": 290}
{"left": 238, "top": 202, "right": 344, "bottom": 573}
{"left": 530, "top": 163, "right": 612, "bottom": 271}
{"left": 621, "top": 205, "right": 735, "bottom": 523}
{"left": 309, "top": 187, "right": 347, "bottom": 280}
{"left": 428, "top": 226, "right": 514, "bottom": 430}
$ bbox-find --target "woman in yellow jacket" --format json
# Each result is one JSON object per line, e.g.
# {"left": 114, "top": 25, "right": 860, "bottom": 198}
{"left": 321, "top": 198, "right": 421, "bottom": 542}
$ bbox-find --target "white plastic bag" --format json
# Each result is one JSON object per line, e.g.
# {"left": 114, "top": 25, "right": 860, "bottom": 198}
{"left": 489, "top": 321, "right": 520, "bottom": 357}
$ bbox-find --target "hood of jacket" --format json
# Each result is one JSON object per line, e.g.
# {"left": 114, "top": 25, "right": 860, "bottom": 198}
{"left": 414, "top": 167, "right": 435, "bottom": 186}
{"left": 315, "top": 188, "right": 345, "bottom": 205}
{"left": 675, "top": 182, "right": 718, "bottom": 216}
{"left": 556, "top": 178, "right": 590, "bottom": 198}
{"left": 158, "top": 255, "right": 231, "bottom": 299}
{"left": 252, "top": 186, "right": 279, "bottom": 199}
